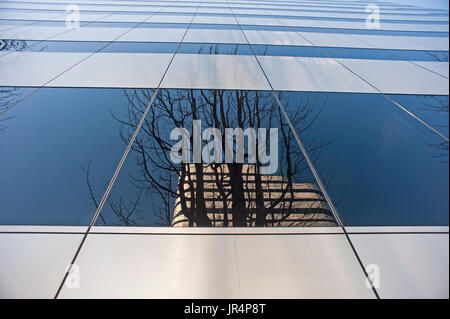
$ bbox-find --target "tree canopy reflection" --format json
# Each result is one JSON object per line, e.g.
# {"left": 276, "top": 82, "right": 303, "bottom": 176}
{"left": 89, "top": 88, "right": 336, "bottom": 227}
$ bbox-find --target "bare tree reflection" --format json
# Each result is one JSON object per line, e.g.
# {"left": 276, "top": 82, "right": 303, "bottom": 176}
{"left": 0, "top": 87, "right": 24, "bottom": 147}
{"left": 426, "top": 50, "right": 449, "bottom": 63}
{"left": 0, "top": 39, "right": 28, "bottom": 52}
{"left": 419, "top": 95, "right": 449, "bottom": 162}
{"left": 83, "top": 160, "right": 148, "bottom": 226}
{"left": 1, "top": 40, "right": 29, "bottom": 144}
{"left": 86, "top": 88, "right": 336, "bottom": 227}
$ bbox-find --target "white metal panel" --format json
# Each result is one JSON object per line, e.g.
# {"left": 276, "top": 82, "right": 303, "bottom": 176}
{"left": 97, "top": 14, "right": 153, "bottom": 23}
{"left": 265, "top": 10, "right": 448, "bottom": 22}
{"left": 184, "top": 28, "right": 247, "bottom": 44}
{"left": 58, "top": 233, "right": 241, "bottom": 298}
{"left": 52, "top": 27, "right": 129, "bottom": 41}
{"left": 51, "top": 53, "right": 172, "bottom": 88}
{"left": 3, "top": 12, "right": 67, "bottom": 21}
{"left": 0, "top": 24, "right": 19, "bottom": 31}
{"left": 413, "top": 61, "right": 449, "bottom": 78}
{"left": 57, "top": 231, "right": 374, "bottom": 298}
{"left": 276, "top": 18, "right": 332, "bottom": 28}
{"left": 237, "top": 17, "right": 287, "bottom": 26}
{"left": 409, "top": 36, "right": 450, "bottom": 51}
{"left": 354, "top": 34, "right": 450, "bottom": 51}
{"left": 258, "top": 56, "right": 377, "bottom": 93}
{"left": 0, "top": 225, "right": 447, "bottom": 298}
{"left": 161, "top": 7, "right": 199, "bottom": 13}
{"left": 0, "top": 26, "right": 68, "bottom": 41}
{"left": 243, "top": 30, "right": 311, "bottom": 46}
{"left": 319, "top": 20, "right": 449, "bottom": 32}
{"left": 192, "top": 15, "right": 238, "bottom": 25}
{"left": 299, "top": 32, "right": 374, "bottom": 48}
{"left": 0, "top": 3, "right": 106, "bottom": 11}
{"left": 349, "top": 231, "right": 449, "bottom": 299}
{"left": 197, "top": 8, "right": 233, "bottom": 14}
{"left": 77, "top": 5, "right": 130, "bottom": 11}
{"left": 0, "top": 52, "right": 91, "bottom": 87}
{"left": 120, "top": 27, "right": 186, "bottom": 42}
{"left": 234, "top": 234, "right": 375, "bottom": 298}
{"left": 228, "top": 9, "right": 267, "bottom": 15}
{"left": 337, "top": 58, "right": 449, "bottom": 95}
{"left": 0, "top": 231, "right": 84, "bottom": 299}
{"left": 161, "top": 54, "right": 271, "bottom": 90}
{"left": 0, "top": 10, "right": 34, "bottom": 20}
{"left": 15, "top": 13, "right": 108, "bottom": 22}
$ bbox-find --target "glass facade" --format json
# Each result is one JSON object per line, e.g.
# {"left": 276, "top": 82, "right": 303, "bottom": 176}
{"left": 0, "top": 0, "right": 448, "bottom": 229}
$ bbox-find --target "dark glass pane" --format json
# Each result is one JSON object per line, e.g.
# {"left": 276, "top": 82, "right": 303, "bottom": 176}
{"left": 388, "top": 94, "right": 449, "bottom": 137}
{"left": 0, "top": 87, "right": 143, "bottom": 225}
{"left": 304, "top": 46, "right": 449, "bottom": 61}
{"left": 178, "top": 43, "right": 253, "bottom": 55}
{"left": 103, "top": 41, "right": 179, "bottom": 53}
{"left": 1, "top": 40, "right": 106, "bottom": 52}
{"left": 279, "top": 91, "right": 449, "bottom": 226}
{"left": 240, "top": 24, "right": 448, "bottom": 37}
{"left": 95, "top": 89, "right": 337, "bottom": 227}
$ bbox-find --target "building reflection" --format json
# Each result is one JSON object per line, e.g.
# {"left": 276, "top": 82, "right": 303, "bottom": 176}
{"left": 172, "top": 164, "right": 335, "bottom": 227}
{"left": 93, "top": 88, "right": 336, "bottom": 227}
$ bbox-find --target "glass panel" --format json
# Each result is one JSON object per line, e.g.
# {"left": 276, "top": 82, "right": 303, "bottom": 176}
{"left": 240, "top": 24, "right": 449, "bottom": 37}
{"left": 0, "top": 39, "right": 30, "bottom": 51}
{"left": 301, "top": 47, "right": 449, "bottom": 61}
{"left": 388, "top": 94, "right": 449, "bottom": 137}
{"left": 279, "top": 91, "right": 449, "bottom": 226}
{"left": 0, "top": 87, "right": 140, "bottom": 225}
{"left": 95, "top": 89, "right": 337, "bottom": 227}
{"left": 103, "top": 42, "right": 179, "bottom": 53}
{"left": 178, "top": 43, "right": 253, "bottom": 55}
{"left": 1, "top": 40, "right": 105, "bottom": 52}
{"left": 184, "top": 28, "right": 247, "bottom": 43}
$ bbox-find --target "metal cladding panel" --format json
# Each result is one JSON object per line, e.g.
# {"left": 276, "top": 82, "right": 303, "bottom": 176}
{"left": 161, "top": 54, "right": 272, "bottom": 90}
{"left": 336, "top": 58, "right": 449, "bottom": 95}
{"left": 0, "top": 228, "right": 85, "bottom": 299}
{"left": 258, "top": 56, "right": 378, "bottom": 93}
{"left": 50, "top": 53, "right": 173, "bottom": 88}
{"left": 348, "top": 230, "right": 449, "bottom": 299}
{"left": 0, "top": 52, "right": 92, "bottom": 86}
{"left": 57, "top": 230, "right": 374, "bottom": 298}
{"left": 0, "top": 0, "right": 448, "bottom": 300}
{"left": 0, "top": 226, "right": 447, "bottom": 298}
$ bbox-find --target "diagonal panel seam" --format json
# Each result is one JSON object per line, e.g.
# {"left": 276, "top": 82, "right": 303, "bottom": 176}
{"left": 227, "top": 0, "right": 381, "bottom": 300}
{"left": 53, "top": 0, "right": 205, "bottom": 299}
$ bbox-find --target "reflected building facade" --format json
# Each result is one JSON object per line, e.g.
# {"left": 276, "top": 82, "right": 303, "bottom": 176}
{"left": 172, "top": 164, "right": 336, "bottom": 227}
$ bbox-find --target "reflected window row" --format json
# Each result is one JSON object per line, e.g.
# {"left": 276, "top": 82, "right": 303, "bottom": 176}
{"left": 2, "top": 39, "right": 447, "bottom": 63}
